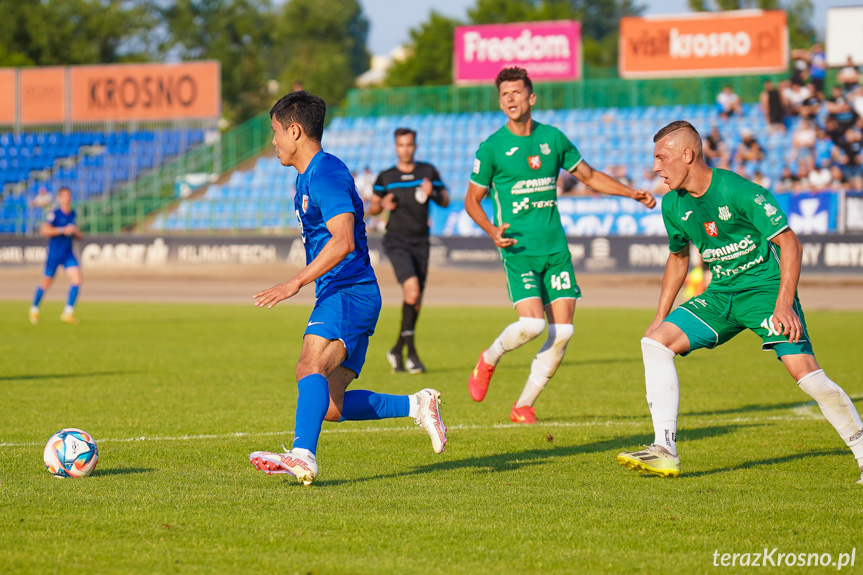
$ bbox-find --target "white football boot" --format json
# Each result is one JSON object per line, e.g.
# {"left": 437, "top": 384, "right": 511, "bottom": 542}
{"left": 250, "top": 448, "right": 319, "bottom": 486}
{"left": 414, "top": 388, "right": 447, "bottom": 454}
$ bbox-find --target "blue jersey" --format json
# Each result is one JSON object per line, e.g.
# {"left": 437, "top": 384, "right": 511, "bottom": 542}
{"left": 295, "top": 150, "right": 377, "bottom": 298}
{"left": 46, "top": 208, "right": 76, "bottom": 255}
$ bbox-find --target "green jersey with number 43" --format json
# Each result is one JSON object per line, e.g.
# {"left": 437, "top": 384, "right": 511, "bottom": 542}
{"left": 662, "top": 168, "right": 789, "bottom": 292}
{"left": 470, "top": 122, "right": 582, "bottom": 258}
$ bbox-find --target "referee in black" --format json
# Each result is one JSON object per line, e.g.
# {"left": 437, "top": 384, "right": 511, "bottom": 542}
{"left": 369, "top": 127, "right": 449, "bottom": 374}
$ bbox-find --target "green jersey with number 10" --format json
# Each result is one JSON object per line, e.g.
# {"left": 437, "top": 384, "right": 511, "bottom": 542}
{"left": 662, "top": 168, "right": 789, "bottom": 292}
{"left": 470, "top": 122, "right": 582, "bottom": 258}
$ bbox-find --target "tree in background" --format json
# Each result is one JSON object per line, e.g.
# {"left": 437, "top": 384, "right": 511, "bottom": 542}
{"left": 687, "top": 0, "right": 816, "bottom": 49}
{"left": 0, "top": 0, "right": 155, "bottom": 66}
{"left": 159, "top": 0, "right": 276, "bottom": 125}
{"left": 274, "top": 0, "right": 370, "bottom": 108}
{"left": 386, "top": 0, "right": 644, "bottom": 86}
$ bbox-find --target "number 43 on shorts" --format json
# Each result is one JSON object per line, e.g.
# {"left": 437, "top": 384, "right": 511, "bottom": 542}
{"left": 551, "top": 272, "right": 571, "bottom": 291}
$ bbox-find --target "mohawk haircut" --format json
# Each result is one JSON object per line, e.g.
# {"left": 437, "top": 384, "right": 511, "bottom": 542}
{"left": 270, "top": 91, "right": 326, "bottom": 143}
{"left": 495, "top": 67, "right": 533, "bottom": 93}
{"left": 653, "top": 120, "right": 699, "bottom": 143}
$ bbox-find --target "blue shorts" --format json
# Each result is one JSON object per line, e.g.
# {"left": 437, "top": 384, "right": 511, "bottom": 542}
{"left": 305, "top": 281, "right": 381, "bottom": 377}
{"left": 44, "top": 250, "right": 79, "bottom": 277}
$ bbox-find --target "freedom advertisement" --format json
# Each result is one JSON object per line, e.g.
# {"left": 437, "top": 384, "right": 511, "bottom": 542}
{"left": 454, "top": 21, "right": 582, "bottom": 85}
{"left": 619, "top": 9, "right": 788, "bottom": 78}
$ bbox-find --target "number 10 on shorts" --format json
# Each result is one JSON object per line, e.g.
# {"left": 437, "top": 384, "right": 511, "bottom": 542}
{"left": 551, "top": 272, "right": 571, "bottom": 291}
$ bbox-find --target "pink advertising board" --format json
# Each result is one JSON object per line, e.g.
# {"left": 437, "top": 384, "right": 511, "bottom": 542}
{"left": 454, "top": 21, "right": 582, "bottom": 85}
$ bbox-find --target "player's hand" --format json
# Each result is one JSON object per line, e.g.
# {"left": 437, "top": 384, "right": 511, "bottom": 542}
{"left": 63, "top": 224, "right": 77, "bottom": 236}
{"left": 490, "top": 222, "right": 517, "bottom": 248}
{"left": 645, "top": 314, "right": 665, "bottom": 336}
{"left": 381, "top": 193, "right": 397, "bottom": 211}
{"left": 632, "top": 188, "right": 656, "bottom": 209}
{"left": 253, "top": 280, "right": 300, "bottom": 309}
{"left": 772, "top": 303, "right": 803, "bottom": 344}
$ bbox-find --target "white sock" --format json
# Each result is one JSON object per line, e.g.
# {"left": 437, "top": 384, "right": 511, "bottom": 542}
{"left": 516, "top": 323, "right": 574, "bottom": 408}
{"left": 408, "top": 394, "right": 419, "bottom": 418}
{"left": 30, "top": 305, "right": 38, "bottom": 313}
{"left": 483, "top": 317, "right": 545, "bottom": 365}
{"left": 642, "top": 337, "right": 680, "bottom": 456}
{"left": 63, "top": 305, "right": 74, "bottom": 315}
{"left": 292, "top": 447, "right": 315, "bottom": 460}
{"left": 797, "top": 369, "right": 863, "bottom": 465}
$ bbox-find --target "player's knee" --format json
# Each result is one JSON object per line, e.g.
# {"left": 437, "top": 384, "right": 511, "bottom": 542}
{"left": 518, "top": 317, "right": 546, "bottom": 341}
{"left": 641, "top": 336, "right": 676, "bottom": 359}
{"left": 798, "top": 369, "right": 844, "bottom": 405}
{"left": 548, "top": 323, "right": 574, "bottom": 347}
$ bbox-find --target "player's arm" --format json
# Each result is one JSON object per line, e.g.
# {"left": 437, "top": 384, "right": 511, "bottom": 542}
{"left": 769, "top": 228, "right": 804, "bottom": 343}
{"left": 646, "top": 247, "right": 690, "bottom": 336}
{"left": 254, "top": 212, "right": 355, "bottom": 308}
{"left": 39, "top": 220, "right": 76, "bottom": 238}
{"left": 571, "top": 161, "right": 656, "bottom": 209}
{"left": 464, "top": 182, "right": 515, "bottom": 248}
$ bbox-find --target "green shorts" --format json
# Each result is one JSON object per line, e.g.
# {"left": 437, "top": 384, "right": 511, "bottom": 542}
{"left": 502, "top": 251, "right": 581, "bottom": 307}
{"left": 666, "top": 287, "right": 813, "bottom": 358}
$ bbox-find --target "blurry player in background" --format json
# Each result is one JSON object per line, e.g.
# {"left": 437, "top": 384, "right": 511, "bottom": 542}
{"left": 369, "top": 128, "right": 449, "bottom": 374}
{"left": 30, "top": 186, "right": 82, "bottom": 325}
{"left": 465, "top": 67, "right": 656, "bottom": 423}
{"left": 249, "top": 91, "right": 447, "bottom": 485}
{"left": 618, "top": 121, "right": 863, "bottom": 483}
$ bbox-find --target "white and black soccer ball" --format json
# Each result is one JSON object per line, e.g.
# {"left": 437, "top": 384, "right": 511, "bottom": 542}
{"left": 43, "top": 428, "right": 99, "bottom": 478}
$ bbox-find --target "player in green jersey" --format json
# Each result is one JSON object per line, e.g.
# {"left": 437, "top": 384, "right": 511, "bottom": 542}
{"left": 617, "top": 121, "right": 863, "bottom": 483}
{"left": 465, "top": 66, "right": 656, "bottom": 423}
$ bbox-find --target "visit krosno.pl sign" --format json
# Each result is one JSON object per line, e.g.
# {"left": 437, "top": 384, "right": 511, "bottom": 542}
{"left": 454, "top": 21, "right": 582, "bottom": 85}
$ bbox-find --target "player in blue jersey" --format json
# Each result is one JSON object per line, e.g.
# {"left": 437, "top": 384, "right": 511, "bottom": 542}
{"left": 249, "top": 91, "right": 447, "bottom": 485}
{"left": 29, "top": 187, "right": 83, "bottom": 325}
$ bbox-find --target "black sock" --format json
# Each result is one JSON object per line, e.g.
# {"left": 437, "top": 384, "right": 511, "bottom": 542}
{"left": 401, "top": 302, "right": 419, "bottom": 356}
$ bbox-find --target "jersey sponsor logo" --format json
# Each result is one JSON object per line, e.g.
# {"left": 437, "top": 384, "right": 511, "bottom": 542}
{"left": 308, "top": 321, "right": 325, "bottom": 326}
{"left": 415, "top": 188, "right": 429, "bottom": 204}
{"left": 528, "top": 155, "right": 541, "bottom": 169}
{"left": 681, "top": 210, "right": 694, "bottom": 221}
{"left": 754, "top": 194, "right": 766, "bottom": 205}
{"left": 400, "top": 174, "right": 415, "bottom": 181}
{"left": 511, "top": 176, "right": 556, "bottom": 195}
{"left": 718, "top": 205, "right": 731, "bottom": 221}
{"left": 513, "top": 198, "right": 557, "bottom": 214}
{"left": 505, "top": 147, "right": 519, "bottom": 156}
{"left": 704, "top": 221, "right": 718, "bottom": 237}
{"left": 539, "top": 143, "right": 551, "bottom": 155}
{"left": 302, "top": 195, "right": 309, "bottom": 213}
{"left": 764, "top": 203, "right": 778, "bottom": 217}
{"left": 712, "top": 254, "right": 765, "bottom": 278}
{"left": 473, "top": 158, "right": 481, "bottom": 174}
{"left": 701, "top": 235, "right": 755, "bottom": 262}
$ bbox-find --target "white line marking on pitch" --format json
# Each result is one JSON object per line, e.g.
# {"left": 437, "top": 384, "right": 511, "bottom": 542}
{"left": 0, "top": 414, "right": 823, "bottom": 448}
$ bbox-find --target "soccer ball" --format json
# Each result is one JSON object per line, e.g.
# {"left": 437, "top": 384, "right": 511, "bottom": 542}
{"left": 43, "top": 428, "right": 99, "bottom": 478}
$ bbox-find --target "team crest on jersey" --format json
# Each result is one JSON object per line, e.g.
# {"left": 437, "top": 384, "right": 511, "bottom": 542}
{"left": 718, "top": 206, "right": 731, "bottom": 221}
{"left": 302, "top": 195, "right": 309, "bottom": 213}
{"left": 764, "top": 203, "right": 777, "bottom": 217}
{"left": 539, "top": 143, "right": 551, "bottom": 155}
{"left": 704, "top": 221, "right": 719, "bottom": 237}
{"left": 528, "top": 156, "right": 541, "bottom": 170}
{"left": 415, "top": 187, "right": 429, "bottom": 204}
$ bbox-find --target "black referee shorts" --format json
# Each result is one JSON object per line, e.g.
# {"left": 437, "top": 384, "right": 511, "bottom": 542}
{"left": 382, "top": 232, "right": 430, "bottom": 290}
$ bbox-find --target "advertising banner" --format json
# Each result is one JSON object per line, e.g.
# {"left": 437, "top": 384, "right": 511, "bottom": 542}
{"left": 20, "top": 67, "right": 67, "bottom": 125}
{"left": 846, "top": 192, "right": 863, "bottom": 233}
{"left": 619, "top": 10, "right": 788, "bottom": 78}
{"left": 70, "top": 61, "right": 220, "bottom": 121}
{"left": 2, "top": 235, "right": 862, "bottom": 273}
{"left": 0, "top": 69, "right": 15, "bottom": 124}
{"left": 454, "top": 20, "right": 581, "bottom": 85}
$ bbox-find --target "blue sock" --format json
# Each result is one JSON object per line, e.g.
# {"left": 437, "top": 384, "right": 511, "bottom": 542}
{"left": 292, "top": 374, "right": 330, "bottom": 455}
{"left": 67, "top": 285, "right": 79, "bottom": 308}
{"left": 32, "top": 287, "right": 44, "bottom": 307}
{"left": 341, "top": 390, "right": 410, "bottom": 421}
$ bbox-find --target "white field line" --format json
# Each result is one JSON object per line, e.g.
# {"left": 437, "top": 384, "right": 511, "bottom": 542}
{"left": 0, "top": 412, "right": 827, "bottom": 448}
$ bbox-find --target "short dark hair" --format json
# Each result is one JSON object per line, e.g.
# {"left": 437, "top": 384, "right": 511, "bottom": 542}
{"left": 653, "top": 120, "right": 699, "bottom": 143}
{"left": 495, "top": 67, "right": 533, "bottom": 93}
{"left": 394, "top": 127, "right": 416, "bottom": 140}
{"left": 270, "top": 91, "right": 326, "bottom": 142}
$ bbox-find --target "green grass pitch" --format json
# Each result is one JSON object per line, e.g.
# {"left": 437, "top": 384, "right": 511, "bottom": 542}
{"left": 1, "top": 301, "right": 861, "bottom": 574}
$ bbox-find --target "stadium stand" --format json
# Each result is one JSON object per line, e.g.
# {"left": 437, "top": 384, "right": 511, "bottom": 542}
{"left": 0, "top": 128, "right": 205, "bottom": 233}
{"left": 152, "top": 101, "right": 811, "bottom": 233}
